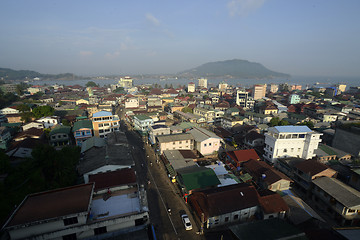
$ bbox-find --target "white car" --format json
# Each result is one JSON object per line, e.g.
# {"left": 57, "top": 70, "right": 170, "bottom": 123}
{"left": 181, "top": 214, "right": 193, "bottom": 230}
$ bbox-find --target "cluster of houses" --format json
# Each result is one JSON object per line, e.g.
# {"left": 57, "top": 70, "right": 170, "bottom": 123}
{"left": 1, "top": 77, "right": 360, "bottom": 239}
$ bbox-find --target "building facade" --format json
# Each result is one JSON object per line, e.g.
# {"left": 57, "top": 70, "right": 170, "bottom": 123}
{"left": 92, "top": 111, "right": 120, "bottom": 138}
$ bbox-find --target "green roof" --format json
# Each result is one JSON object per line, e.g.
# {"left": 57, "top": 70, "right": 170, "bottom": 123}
{"left": 227, "top": 107, "right": 240, "bottom": 113}
{"left": 49, "top": 125, "right": 71, "bottom": 136}
{"left": 76, "top": 116, "right": 88, "bottom": 120}
{"left": 73, "top": 120, "right": 93, "bottom": 132}
{"left": 239, "top": 173, "right": 252, "bottom": 183}
{"left": 179, "top": 167, "right": 220, "bottom": 191}
{"left": 1, "top": 122, "right": 22, "bottom": 127}
{"left": 288, "top": 112, "right": 307, "bottom": 120}
{"left": 135, "top": 114, "right": 152, "bottom": 120}
{"left": 319, "top": 144, "right": 338, "bottom": 156}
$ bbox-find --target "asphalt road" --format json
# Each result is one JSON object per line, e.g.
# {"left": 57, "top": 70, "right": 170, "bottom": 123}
{"left": 117, "top": 107, "right": 205, "bottom": 240}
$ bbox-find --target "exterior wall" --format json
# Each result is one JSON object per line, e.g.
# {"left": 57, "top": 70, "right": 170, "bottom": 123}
{"left": 263, "top": 130, "right": 322, "bottom": 164}
{"left": 50, "top": 133, "right": 71, "bottom": 146}
{"left": 74, "top": 128, "right": 93, "bottom": 146}
{"left": 125, "top": 98, "right": 139, "bottom": 109}
{"left": 133, "top": 117, "right": 154, "bottom": 134}
{"left": 196, "top": 138, "right": 221, "bottom": 156}
{"left": 149, "top": 128, "right": 170, "bottom": 144}
{"left": 159, "top": 140, "right": 194, "bottom": 154}
{"left": 263, "top": 211, "right": 286, "bottom": 220}
{"left": 206, "top": 206, "right": 259, "bottom": 229}
{"left": 269, "top": 179, "right": 291, "bottom": 191}
{"left": 92, "top": 115, "right": 120, "bottom": 138}
{"left": 37, "top": 117, "right": 60, "bottom": 128}
{"left": 22, "top": 122, "right": 44, "bottom": 131}
{"left": 0, "top": 107, "right": 20, "bottom": 115}
{"left": 188, "top": 84, "right": 195, "bottom": 93}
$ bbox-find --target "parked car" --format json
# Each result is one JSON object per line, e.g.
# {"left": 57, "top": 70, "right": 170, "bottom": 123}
{"left": 181, "top": 214, "right": 192, "bottom": 230}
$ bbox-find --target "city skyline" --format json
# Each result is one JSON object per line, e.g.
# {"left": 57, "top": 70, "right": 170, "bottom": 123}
{"left": 0, "top": 0, "right": 360, "bottom": 77}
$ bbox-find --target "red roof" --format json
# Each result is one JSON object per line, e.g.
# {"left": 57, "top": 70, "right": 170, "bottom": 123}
{"left": 88, "top": 168, "right": 136, "bottom": 191}
{"left": 226, "top": 149, "right": 260, "bottom": 167}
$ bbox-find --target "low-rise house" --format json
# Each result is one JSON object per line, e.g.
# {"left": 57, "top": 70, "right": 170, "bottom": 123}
{"left": 0, "top": 106, "right": 20, "bottom": 115}
{"left": 244, "top": 112, "right": 272, "bottom": 124}
{"left": 78, "top": 132, "right": 134, "bottom": 183}
{"left": 6, "top": 138, "right": 45, "bottom": 159}
{"left": 226, "top": 149, "right": 260, "bottom": 168}
{"left": 315, "top": 144, "right": 352, "bottom": 163}
{"left": 312, "top": 177, "right": 360, "bottom": 226}
{"left": 36, "top": 116, "right": 60, "bottom": 129}
{"left": 349, "top": 169, "right": 360, "bottom": 192}
{"left": 22, "top": 121, "right": 45, "bottom": 131}
{"left": 174, "top": 110, "right": 205, "bottom": 124}
{"left": 222, "top": 115, "right": 246, "bottom": 129}
{"left": 125, "top": 97, "right": 139, "bottom": 109}
{"left": 5, "top": 114, "right": 22, "bottom": 124}
{"left": 242, "top": 159, "right": 293, "bottom": 191}
{"left": 258, "top": 190, "right": 289, "bottom": 219}
{"left": 177, "top": 165, "right": 220, "bottom": 199}
{"left": 293, "top": 159, "right": 337, "bottom": 193}
{"left": 157, "top": 133, "right": 194, "bottom": 154}
{"left": 188, "top": 127, "right": 222, "bottom": 156}
{"left": 76, "top": 98, "right": 89, "bottom": 105}
{"left": 0, "top": 126, "right": 11, "bottom": 150}
{"left": 13, "top": 127, "right": 44, "bottom": 142}
{"left": 73, "top": 120, "right": 93, "bottom": 146}
{"left": 244, "top": 131, "right": 265, "bottom": 148}
{"left": 49, "top": 125, "right": 72, "bottom": 147}
{"left": 188, "top": 183, "right": 260, "bottom": 229}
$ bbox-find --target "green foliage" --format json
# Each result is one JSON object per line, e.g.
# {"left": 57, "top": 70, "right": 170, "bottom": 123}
{"left": 0, "top": 92, "right": 19, "bottom": 108}
{"left": 32, "top": 105, "right": 54, "bottom": 118}
{"left": 181, "top": 107, "right": 193, "bottom": 113}
{"left": 270, "top": 117, "right": 289, "bottom": 127}
{"left": 298, "top": 121, "right": 314, "bottom": 129}
{"left": 62, "top": 119, "right": 71, "bottom": 126}
{"left": 86, "top": 81, "right": 98, "bottom": 87}
{"left": 16, "top": 104, "right": 30, "bottom": 112}
{"left": 20, "top": 112, "right": 34, "bottom": 123}
{"left": 113, "top": 87, "right": 124, "bottom": 93}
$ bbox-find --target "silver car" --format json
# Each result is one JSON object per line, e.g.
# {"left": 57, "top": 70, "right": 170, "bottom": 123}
{"left": 181, "top": 214, "right": 192, "bottom": 230}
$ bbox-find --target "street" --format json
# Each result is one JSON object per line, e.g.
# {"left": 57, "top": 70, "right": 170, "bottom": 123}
{"left": 117, "top": 107, "right": 205, "bottom": 240}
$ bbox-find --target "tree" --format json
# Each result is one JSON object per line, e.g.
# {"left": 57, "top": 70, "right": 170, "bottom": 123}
{"left": 20, "top": 112, "right": 34, "bottom": 123}
{"left": 270, "top": 117, "right": 289, "bottom": 127}
{"left": 62, "top": 119, "right": 70, "bottom": 126}
{"left": 16, "top": 104, "right": 30, "bottom": 113}
{"left": 298, "top": 121, "right": 314, "bottom": 129}
{"left": 85, "top": 81, "right": 98, "bottom": 87}
{"left": 32, "top": 105, "right": 54, "bottom": 118}
{"left": 182, "top": 107, "right": 193, "bottom": 113}
{"left": 113, "top": 87, "right": 124, "bottom": 93}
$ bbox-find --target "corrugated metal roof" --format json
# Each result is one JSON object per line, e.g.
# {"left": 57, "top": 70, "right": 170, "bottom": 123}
{"left": 93, "top": 111, "right": 112, "bottom": 117}
{"left": 157, "top": 133, "right": 194, "bottom": 143}
{"left": 273, "top": 125, "right": 311, "bottom": 133}
{"left": 188, "top": 127, "right": 221, "bottom": 142}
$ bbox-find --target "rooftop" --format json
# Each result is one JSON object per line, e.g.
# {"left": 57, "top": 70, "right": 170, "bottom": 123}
{"left": 188, "top": 127, "right": 221, "bottom": 142}
{"left": 272, "top": 125, "right": 312, "bottom": 133}
{"left": 89, "top": 168, "right": 137, "bottom": 192}
{"left": 93, "top": 111, "right": 113, "bottom": 118}
{"left": 5, "top": 183, "right": 93, "bottom": 228}
{"left": 157, "top": 133, "right": 194, "bottom": 143}
{"left": 313, "top": 177, "right": 360, "bottom": 208}
{"left": 73, "top": 120, "right": 93, "bottom": 132}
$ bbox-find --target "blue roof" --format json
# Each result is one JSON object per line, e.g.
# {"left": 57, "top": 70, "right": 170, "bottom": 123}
{"left": 274, "top": 125, "right": 311, "bottom": 133}
{"left": 93, "top": 111, "right": 112, "bottom": 117}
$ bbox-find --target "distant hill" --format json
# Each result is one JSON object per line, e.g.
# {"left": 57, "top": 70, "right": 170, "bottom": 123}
{"left": 0, "top": 68, "right": 79, "bottom": 81}
{"left": 179, "top": 59, "right": 290, "bottom": 79}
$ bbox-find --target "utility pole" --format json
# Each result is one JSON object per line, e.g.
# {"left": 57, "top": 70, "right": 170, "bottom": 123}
{"left": 201, "top": 212, "right": 204, "bottom": 235}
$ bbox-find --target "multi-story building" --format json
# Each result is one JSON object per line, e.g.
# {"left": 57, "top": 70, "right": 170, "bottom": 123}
{"left": 133, "top": 115, "right": 154, "bottom": 135}
{"left": 269, "top": 84, "right": 279, "bottom": 93}
{"left": 0, "top": 126, "right": 11, "bottom": 150}
{"left": 49, "top": 125, "right": 72, "bottom": 147}
{"left": 236, "top": 90, "right": 254, "bottom": 110}
{"left": 252, "top": 84, "right": 266, "bottom": 100}
{"left": 218, "top": 82, "right": 228, "bottom": 92}
{"left": 289, "top": 94, "right": 300, "bottom": 104}
{"left": 118, "top": 76, "right": 133, "bottom": 88}
{"left": 73, "top": 120, "right": 93, "bottom": 146}
{"left": 263, "top": 126, "right": 322, "bottom": 164}
{"left": 92, "top": 111, "right": 120, "bottom": 138}
{"left": 156, "top": 133, "right": 194, "bottom": 154}
{"left": 290, "top": 84, "right": 302, "bottom": 91}
{"left": 36, "top": 116, "right": 60, "bottom": 128}
{"left": 125, "top": 97, "right": 139, "bottom": 109}
{"left": 148, "top": 124, "right": 170, "bottom": 145}
{"left": 0, "top": 106, "right": 20, "bottom": 115}
{"left": 336, "top": 84, "right": 346, "bottom": 94}
{"left": 198, "top": 78, "right": 208, "bottom": 89}
{"left": 193, "top": 107, "right": 224, "bottom": 123}
{"left": 0, "top": 84, "right": 17, "bottom": 94}
{"left": 3, "top": 182, "right": 150, "bottom": 239}
{"left": 188, "top": 82, "right": 196, "bottom": 93}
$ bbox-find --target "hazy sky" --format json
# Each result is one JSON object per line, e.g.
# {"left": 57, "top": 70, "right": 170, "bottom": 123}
{"left": 0, "top": 0, "right": 359, "bottom": 77}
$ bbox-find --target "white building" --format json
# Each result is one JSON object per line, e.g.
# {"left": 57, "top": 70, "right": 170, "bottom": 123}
{"left": 118, "top": 76, "right": 133, "bottom": 88}
{"left": 188, "top": 127, "right": 222, "bottom": 156}
{"left": 0, "top": 107, "right": 19, "bottom": 115}
{"left": 252, "top": 84, "right": 266, "bottom": 100}
{"left": 236, "top": 90, "right": 254, "bottom": 110}
{"left": 218, "top": 82, "right": 228, "bottom": 92}
{"left": 198, "top": 78, "right": 208, "bottom": 89}
{"left": 36, "top": 116, "right": 60, "bottom": 128}
{"left": 263, "top": 126, "right": 322, "bottom": 164}
{"left": 125, "top": 97, "right": 139, "bottom": 109}
{"left": 188, "top": 82, "right": 196, "bottom": 93}
{"left": 148, "top": 124, "right": 170, "bottom": 145}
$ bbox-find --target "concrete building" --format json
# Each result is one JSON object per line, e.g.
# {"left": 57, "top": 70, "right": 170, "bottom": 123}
{"left": 0, "top": 107, "right": 19, "bottom": 115}
{"left": 157, "top": 133, "right": 194, "bottom": 154}
{"left": 0, "top": 84, "right": 17, "bottom": 94}
{"left": 124, "top": 97, "right": 139, "bottom": 109}
{"left": 236, "top": 90, "right": 254, "bottom": 110}
{"left": 92, "top": 111, "right": 120, "bottom": 138}
{"left": 269, "top": 84, "right": 279, "bottom": 93}
{"left": 133, "top": 115, "right": 154, "bottom": 135}
{"left": 49, "top": 125, "right": 72, "bottom": 147}
{"left": 198, "top": 78, "right": 208, "bottom": 89}
{"left": 2, "top": 182, "right": 149, "bottom": 239}
{"left": 263, "top": 126, "right": 322, "bottom": 164}
{"left": 36, "top": 116, "right": 60, "bottom": 129}
{"left": 187, "top": 82, "right": 195, "bottom": 93}
{"left": 148, "top": 124, "right": 170, "bottom": 145}
{"left": 118, "top": 76, "right": 133, "bottom": 88}
{"left": 289, "top": 94, "right": 300, "bottom": 104}
{"left": 252, "top": 84, "right": 266, "bottom": 100}
{"left": 218, "top": 82, "right": 228, "bottom": 92}
{"left": 73, "top": 120, "right": 93, "bottom": 146}
{"left": 188, "top": 127, "right": 222, "bottom": 156}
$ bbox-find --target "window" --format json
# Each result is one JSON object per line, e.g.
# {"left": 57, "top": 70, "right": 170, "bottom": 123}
{"left": 299, "top": 134, "right": 305, "bottom": 138}
{"left": 62, "top": 233, "right": 77, "bottom": 240}
{"left": 179, "top": 141, "right": 182, "bottom": 144}
{"left": 173, "top": 142, "right": 175, "bottom": 145}
{"left": 234, "top": 215, "right": 239, "bottom": 220}
{"left": 283, "top": 149, "right": 287, "bottom": 153}
{"left": 291, "top": 148, "right": 294, "bottom": 152}
{"left": 204, "top": 144, "right": 207, "bottom": 147}
{"left": 209, "top": 143, "right": 212, "bottom": 146}
{"left": 94, "top": 226, "right": 107, "bottom": 235}
{"left": 63, "top": 217, "right": 78, "bottom": 226}
{"left": 225, "top": 217, "right": 229, "bottom": 222}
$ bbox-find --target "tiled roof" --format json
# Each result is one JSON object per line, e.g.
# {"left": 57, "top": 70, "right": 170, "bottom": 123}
{"left": 188, "top": 183, "right": 260, "bottom": 219}
{"left": 226, "top": 149, "right": 260, "bottom": 166}
{"left": 258, "top": 190, "right": 289, "bottom": 214}
{"left": 89, "top": 168, "right": 136, "bottom": 191}
{"left": 157, "top": 133, "right": 194, "bottom": 143}
{"left": 5, "top": 183, "right": 93, "bottom": 228}
{"left": 295, "top": 160, "right": 329, "bottom": 176}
